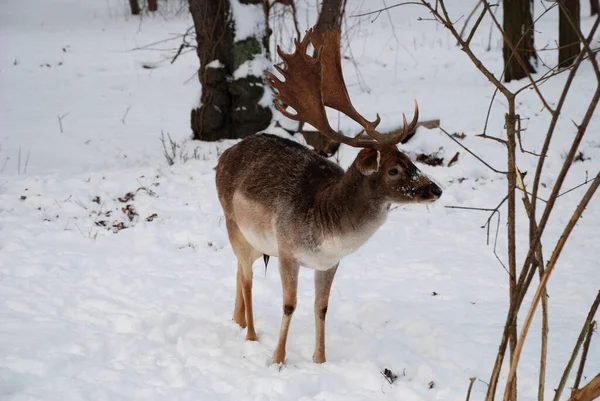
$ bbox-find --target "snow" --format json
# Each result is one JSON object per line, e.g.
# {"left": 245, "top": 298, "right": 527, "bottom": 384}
{"left": 1, "top": 1, "right": 599, "bottom": 401}
{"left": 206, "top": 60, "right": 224, "bottom": 69}
{"left": 229, "top": 0, "right": 265, "bottom": 42}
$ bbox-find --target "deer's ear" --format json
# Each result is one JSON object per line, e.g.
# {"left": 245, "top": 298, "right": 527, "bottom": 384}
{"left": 356, "top": 148, "right": 380, "bottom": 176}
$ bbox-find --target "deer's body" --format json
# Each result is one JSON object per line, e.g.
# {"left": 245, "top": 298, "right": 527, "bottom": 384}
{"left": 217, "top": 134, "right": 389, "bottom": 271}
{"left": 215, "top": 27, "right": 442, "bottom": 364}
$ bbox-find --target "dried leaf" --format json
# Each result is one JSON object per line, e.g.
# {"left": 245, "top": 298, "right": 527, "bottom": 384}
{"left": 122, "top": 205, "right": 138, "bottom": 222}
{"left": 118, "top": 192, "right": 135, "bottom": 202}
{"left": 447, "top": 152, "right": 460, "bottom": 167}
{"left": 381, "top": 368, "right": 399, "bottom": 384}
{"left": 112, "top": 222, "right": 127, "bottom": 233}
{"left": 416, "top": 153, "right": 444, "bottom": 167}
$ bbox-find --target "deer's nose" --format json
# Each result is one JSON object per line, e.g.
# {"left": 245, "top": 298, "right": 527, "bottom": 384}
{"left": 428, "top": 184, "right": 443, "bottom": 199}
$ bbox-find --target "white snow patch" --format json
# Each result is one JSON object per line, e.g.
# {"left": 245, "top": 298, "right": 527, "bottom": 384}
{"left": 229, "top": 0, "right": 264, "bottom": 42}
{"left": 206, "top": 59, "right": 224, "bottom": 69}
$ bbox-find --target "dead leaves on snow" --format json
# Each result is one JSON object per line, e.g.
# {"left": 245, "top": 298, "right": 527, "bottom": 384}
{"left": 93, "top": 187, "right": 158, "bottom": 233}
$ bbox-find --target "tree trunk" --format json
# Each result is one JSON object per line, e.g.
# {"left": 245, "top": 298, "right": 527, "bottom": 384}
{"left": 129, "top": 0, "right": 140, "bottom": 15}
{"left": 316, "top": 0, "right": 345, "bottom": 30}
{"left": 591, "top": 0, "right": 600, "bottom": 15}
{"left": 559, "top": 0, "right": 581, "bottom": 68}
{"left": 503, "top": 0, "right": 537, "bottom": 82}
{"left": 148, "top": 0, "right": 158, "bottom": 12}
{"left": 229, "top": 0, "right": 273, "bottom": 139}
{"left": 301, "top": 0, "right": 345, "bottom": 156}
{"left": 188, "top": 0, "right": 271, "bottom": 141}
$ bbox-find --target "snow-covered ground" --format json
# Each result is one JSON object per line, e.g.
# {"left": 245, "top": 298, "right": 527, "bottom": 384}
{"left": 1, "top": 1, "right": 599, "bottom": 400}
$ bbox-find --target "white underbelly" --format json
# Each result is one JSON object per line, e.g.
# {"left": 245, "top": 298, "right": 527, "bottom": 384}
{"left": 239, "top": 227, "right": 279, "bottom": 256}
{"left": 297, "top": 235, "right": 365, "bottom": 271}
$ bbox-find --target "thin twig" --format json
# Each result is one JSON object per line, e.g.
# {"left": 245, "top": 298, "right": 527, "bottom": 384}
{"left": 350, "top": 2, "right": 422, "bottom": 18}
{"left": 574, "top": 321, "right": 597, "bottom": 391}
{"left": 121, "top": 105, "right": 132, "bottom": 124}
{"left": 435, "top": 124, "right": 507, "bottom": 174}
{"left": 57, "top": 112, "right": 70, "bottom": 134}
{"left": 466, "top": 377, "right": 477, "bottom": 401}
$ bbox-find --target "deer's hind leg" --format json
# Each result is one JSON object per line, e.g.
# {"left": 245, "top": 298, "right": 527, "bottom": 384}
{"left": 226, "top": 218, "right": 262, "bottom": 341}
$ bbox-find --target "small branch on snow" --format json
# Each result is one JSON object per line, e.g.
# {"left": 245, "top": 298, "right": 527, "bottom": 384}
{"left": 121, "top": 105, "right": 132, "bottom": 125}
{"left": 57, "top": 112, "right": 70, "bottom": 134}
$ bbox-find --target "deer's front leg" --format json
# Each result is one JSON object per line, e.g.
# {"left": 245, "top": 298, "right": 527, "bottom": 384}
{"left": 272, "top": 256, "right": 300, "bottom": 364}
{"left": 313, "top": 264, "right": 338, "bottom": 363}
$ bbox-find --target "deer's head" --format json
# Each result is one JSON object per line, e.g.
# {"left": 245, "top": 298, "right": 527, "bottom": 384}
{"left": 266, "top": 27, "right": 442, "bottom": 205}
{"left": 353, "top": 146, "right": 442, "bottom": 204}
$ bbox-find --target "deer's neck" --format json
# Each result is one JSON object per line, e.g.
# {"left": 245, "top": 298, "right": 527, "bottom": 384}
{"left": 314, "top": 167, "right": 389, "bottom": 239}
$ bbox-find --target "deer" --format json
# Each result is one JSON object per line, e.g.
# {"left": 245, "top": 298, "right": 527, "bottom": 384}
{"left": 215, "top": 26, "right": 442, "bottom": 365}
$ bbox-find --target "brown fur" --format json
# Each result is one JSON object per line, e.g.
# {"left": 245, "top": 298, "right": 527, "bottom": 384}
{"left": 216, "top": 133, "right": 441, "bottom": 364}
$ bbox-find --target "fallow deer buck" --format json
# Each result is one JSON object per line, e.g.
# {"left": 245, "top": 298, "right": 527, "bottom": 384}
{"left": 215, "top": 26, "right": 442, "bottom": 364}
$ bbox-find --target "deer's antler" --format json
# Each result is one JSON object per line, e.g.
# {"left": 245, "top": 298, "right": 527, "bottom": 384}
{"left": 266, "top": 27, "right": 419, "bottom": 149}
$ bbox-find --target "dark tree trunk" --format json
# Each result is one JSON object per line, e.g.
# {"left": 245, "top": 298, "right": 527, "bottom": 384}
{"left": 559, "top": 0, "right": 581, "bottom": 68}
{"left": 301, "top": 0, "right": 345, "bottom": 156}
{"left": 591, "top": 0, "right": 600, "bottom": 15}
{"left": 148, "top": 0, "right": 158, "bottom": 12}
{"left": 188, "top": 0, "right": 271, "bottom": 141}
{"left": 230, "top": 0, "right": 273, "bottom": 140}
{"left": 129, "top": 0, "right": 140, "bottom": 15}
{"left": 189, "top": 0, "right": 234, "bottom": 140}
{"left": 503, "top": 0, "right": 537, "bottom": 82}
{"left": 316, "top": 0, "right": 345, "bottom": 30}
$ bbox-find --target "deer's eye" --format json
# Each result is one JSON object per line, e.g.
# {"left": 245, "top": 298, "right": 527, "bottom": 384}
{"left": 388, "top": 168, "right": 399, "bottom": 176}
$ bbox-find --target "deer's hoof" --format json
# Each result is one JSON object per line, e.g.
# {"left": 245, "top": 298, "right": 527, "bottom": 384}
{"left": 246, "top": 331, "right": 258, "bottom": 341}
{"left": 312, "top": 353, "right": 326, "bottom": 364}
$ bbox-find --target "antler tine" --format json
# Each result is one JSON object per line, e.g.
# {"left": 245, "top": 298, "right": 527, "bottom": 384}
{"left": 378, "top": 99, "right": 419, "bottom": 145}
{"left": 265, "top": 29, "right": 381, "bottom": 149}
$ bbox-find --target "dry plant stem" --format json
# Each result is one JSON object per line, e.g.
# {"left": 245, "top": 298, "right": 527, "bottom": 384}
{"left": 517, "top": 80, "right": 600, "bottom": 305}
{"left": 568, "top": 374, "right": 600, "bottom": 401}
{"left": 505, "top": 108, "right": 518, "bottom": 401}
{"left": 489, "top": 59, "right": 600, "bottom": 401}
{"left": 497, "top": 80, "right": 600, "bottom": 397}
{"left": 458, "top": 0, "right": 483, "bottom": 44}
{"left": 513, "top": 21, "right": 600, "bottom": 339}
{"left": 465, "top": 377, "right": 477, "bottom": 401}
{"left": 554, "top": 292, "right": 600, "bottom": 401}
{"left": 531, "top": 18, "right": 600, "bottom": 223}
{"left": 537, "top": 264, "right": 548, "bottom": 401}
{"left": 574, "top": 321, "right": 597, "bottom": 390}
{"left": 516, "top": 169, "right": 548, "bottom": 401}
{"left": 502, "top": 173, "right": 600, "bottom": 401}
